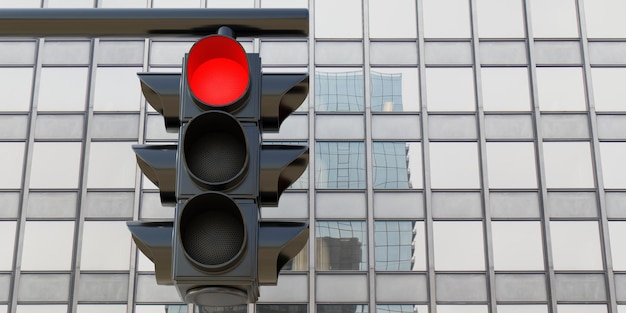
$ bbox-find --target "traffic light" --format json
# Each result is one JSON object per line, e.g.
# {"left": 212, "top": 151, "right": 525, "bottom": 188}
{"left": 128, "top": 26, "right": 309, "bottom": 307}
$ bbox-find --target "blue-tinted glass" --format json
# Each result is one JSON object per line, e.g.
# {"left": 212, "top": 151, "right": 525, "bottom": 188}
{"left": 316, "top": 142, "right": 366, "bottom": 189}
{"left": 375, "top": 221, "right": 417, "bottom": 271}
{"left": 315, "top": 71, "right": 364, "bottom": 111}
{"left": 373, "top": 142, "right": 412, "bottom": 189}
{"left": 371, "top": 71, "right": 404, "bottom": 112}
{"left": 316, "top": 221, "right": 368, "bottom": 270}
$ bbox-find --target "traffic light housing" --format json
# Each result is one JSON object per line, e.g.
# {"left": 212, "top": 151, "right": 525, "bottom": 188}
{"left": 128, "top": 27, "right": 309, "bottom": 307}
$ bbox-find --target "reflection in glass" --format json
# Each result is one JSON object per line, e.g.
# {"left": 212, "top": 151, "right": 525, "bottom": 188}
{"left": 315, "top": 71, "right": 364, "bottom": 112}
{"left": 315, "top": 142, "right": 365, "bottom": 189}
{"left": 371, "top": 69, "right": 419, "bottom": 112}
{"left": 257, "top": 304, "right": 307, "bottom": 313}
{"left": 377, "top": 305, "right": 423, "bottom": 313}
{"left": 316, "top": 221, "right": 367, "bottom": 270}
{"left": 373, "top": 142, "right": 421, "bottom": 189}
{"left": 375, "top": 221, "right": 418, "bottom": 271}
{"left": 317, "top": 304, "right": 368, "bottom": 313}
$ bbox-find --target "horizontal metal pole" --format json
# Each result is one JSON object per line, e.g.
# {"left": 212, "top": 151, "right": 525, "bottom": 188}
{"left": 0, "top": 8, "right": 308, "bottom": 37}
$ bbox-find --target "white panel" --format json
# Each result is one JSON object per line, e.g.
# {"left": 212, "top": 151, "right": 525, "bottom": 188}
{"left": 258, "top": 275, "right": 308, "bottom": 302}
{"left": 372, "top": 115, "right": 420, "bottom": 140}
{"left": 551, "top": 221, "right": 603, "bottom": 270}
{"left": 315, "top": 42, "right": 363, "bottom": 65}
{"left": 429, "top": 143, "right": 480, "bottom": 189}
{"left": 492, "top": 222, "right": 544, "bottom": 270}
{"left": 316, "top": 274, "right": 368, "bottom": 302}
{"left": 486, "top": 142, "right": 537, "bottom": 188}
{"left": 37, "top": 67, "right": 89, "bottom": 111}
{"left": 369, "top": 0, "right": 417, "bottom": 38}
{"left": 262, "top": 115, "right": 308, "bottom": 140}
{"left": 261, "top": 192, "right": 308, "bottom": 219}
{"left": 373, "top": 192, "right": 423, "bottom": 219}
{"left": 261, "top": 41, "right": 308, "bottom": 65}
{"left": 315, "top": 115, "right": 364, "bottom": 139}
{"left": 376, "top": 274, "right": 427, "bottom": 302}
{"left": 433, "top": 221, "right": 485, "bottom": 270}
{"left": 0, "top": 222, "right": 15, "bottom": 270}
{"left": 316, "top": 192, "right": 366, "bottom": 219}
{"left": 543, "top": 142, "right": 594, "bottom": 188}
{"left": 30, "top": 142, "right": 82, "bottom": 189}
{"left": 80, "top": 221, "right": 132, "bottom": 270}
{"left": 87, "top": 142, "right": 137, "bottom": 189}
{"left": 370, "top": 42, "right": 418, "bottom": 65}
{"left": 21, "top": 221, "right": 74, "bottom": 270}
{"left": 315, "top": 0, "right": 362, "bottom": 38}
{"left": 0, "top": 142, "right": 25, "bottom": 188}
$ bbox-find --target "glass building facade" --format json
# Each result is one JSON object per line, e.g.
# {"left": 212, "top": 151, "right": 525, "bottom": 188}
{"left": 1, "top": 0, "right": 626, "bottom": 312}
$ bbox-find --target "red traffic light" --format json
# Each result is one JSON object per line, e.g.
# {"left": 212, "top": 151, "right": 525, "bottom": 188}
{"left": 187, "top": 35, "right": 250, "bottom": 107}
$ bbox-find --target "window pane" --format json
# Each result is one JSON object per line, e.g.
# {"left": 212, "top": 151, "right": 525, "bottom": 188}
{"left": 497, "top": 305, "right": 548, "bottom": 313}
{"left": 600, "top": 143, "right": 626, "bottom": 188}
{"left": 536, "top": 67, "right": 586, "bottom": 111}
{"left": 551, "top": 221, "right": 603, "bottom": 270}
{"left": 557, "top": 305, "right": 607, "bottom": 313}
{"left": 76, "top": 305, "right": 127, "bottom": 313}
{"left": 377, "top": 305, "right": 427, "bottom": 313}
{"left": 16, "top": 306, "right": 68, "bottom": 313}
{"left": 93, "top": 67, "right": 142, "bottom": 111}
{"left": 315, "top": 0, "right": 362, "bottom": 38}
{"left": 80, "top": 221, "right": 132, "bottom": 270}
{"left": 584, "top": 0, "right": 626, "bottom": 38}
{"left": 47, "top": 0, "right": 93, "bottom": 7}
{"left": 373, "top": 142, "right": 422, "bottom": 189}
{"left": 0, "top": 142, "right": 25, "bottom": 189}
{"left": 437, "top": 305, "right": 488, "bottom": 313}
{"left": 422, "top": 0, "right": 470, "bottom": 38}
{"left": 543, "top": 142, "right": 595, "bottom": 188}
{"left": 375, "top": 221, "right": 426, "bottom": 271}
{"left": 21, "top": 221, "right": 74, "bottom": 270}
{"left": 99, "top": 0, "right": 146, "bottom": 7}
{"left": 0, "top": 221, "right": 15, "bottom": 270}
{"left": 476, "top": 0, "right": 525, "bottom": 38}
{"left": 370, "top": 68, "right": 419, "bottom": 112}
{"left": 316, "top": 221, "right": 367, "bottom": 270}
{"left": 317, "top": 305, "right": 368, "bottom": 313}
{"left": 0, "top": 67, "right": 33, "bottom": 112}
{"left": 426, "top": 68, "right": 475, "bottom": 112}
{"left": 529, "top": 0, "right": 579, "bottom": 38}
{"left": 429, "top": 142, "right": 480, "bottom": 189}
{"left": 610, "top": 221, "right": 626, "bottom": 270}
{"left": 592, "top": 68, "right": 626, "bottom": 112}
{"left": 481, "top": 67, "right": 531, "bottom": 111}
{"left": 486, "top": 142, "right": 537, "bottom": 188}
{"left": 87, "top": 142, "right": 137, "bottom": 189}
{"left": 369, "top": 0, "right": 416, "bottom": 38}
{"left": 315, "top": 142, "right": 365, "bottom": 189}
{"left": 152, "top": 0, "right": 201, "bottom": 7}
{"left": 492, "top": 222, "right": 544, "bottom": 270}
{"left": 30, "top": 142, "right": 82, "bottom": 189}
{"left": 38, "top": 67, "right": 89, "bottom": 111}
{"left": 433, "top": 221, "right": 485, "bottom": 270}
{"left": 315, "top": 70, "right": 364, "bottom": 112}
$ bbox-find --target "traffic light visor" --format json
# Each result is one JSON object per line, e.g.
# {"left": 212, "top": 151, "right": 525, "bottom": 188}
{"left": 187, "top": 35, "right": 250, "bottom": 107}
